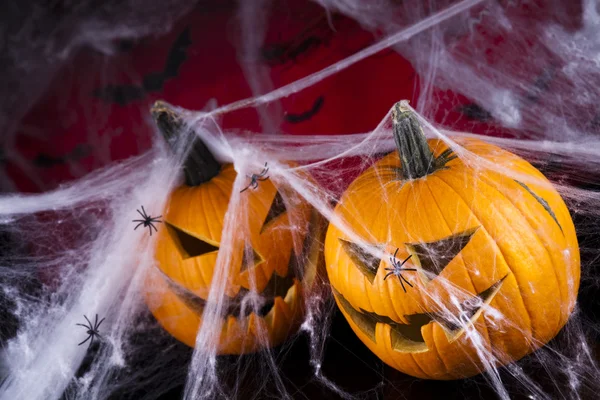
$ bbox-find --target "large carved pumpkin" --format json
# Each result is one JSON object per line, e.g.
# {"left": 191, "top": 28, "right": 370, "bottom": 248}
{"left": 324, "top": 102, "right": 580, "bottom": 379}
{"left": 145, "top": 101, "right": 320, "bottom": 354}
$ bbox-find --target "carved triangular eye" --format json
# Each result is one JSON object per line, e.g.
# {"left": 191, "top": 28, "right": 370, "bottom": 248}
{"left": 338, "top": 239, "right": 382, "bottom": 283}
{"left": 166, "top": 223, "right": 219, "bottom": 259}
{"left": 405, "top": 227, "right": 479, "bottom": 282}
{"left": 240, "top": 247, "right": 264, "bottom": 272}
{"left": 261, "top": 191, "right": 287, "bottom": 232}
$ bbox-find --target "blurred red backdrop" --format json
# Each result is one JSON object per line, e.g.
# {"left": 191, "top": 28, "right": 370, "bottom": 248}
{"left": 8, "top": 0, "right": 524, "bottom": 193}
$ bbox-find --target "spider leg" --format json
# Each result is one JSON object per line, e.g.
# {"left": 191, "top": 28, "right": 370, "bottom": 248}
{"left": 399, "top": 274, "right": 414, "bottom": 288}
{"left": 393, "top": 248, "right": 399, "bottom": 259}
{"left": 252, "top": 181, "right": 258, "bottom": 189}
{"left": 383, "top": 271, "right": 395, "bottom": 281}
{"left": 78, "top": 335, "right": 92, "bottom": 346}
{"left": 137, "top": 209, "right": 146, "bottom": 219}
{"left": 134, "top": 222, "right": 145, "bottom": 230}
{"left": 399, "top": 254, "right": 413, "bottom": 266}
{"left": 147, "top": 226, "right": 153, "bottom": 236}
{"left": 257, "top": 177, "right": 269, "bottom": 181}
{"left": 76, "top": 323, "right": 90, "bottom": 328}
{"left": 240, "top": 185, "right": 250, "bottom": 193}
{"left": 141, "top": 206, "right": 147, "bottom": 217}
{"left": 150, "top": 223, "right": 159, "bottom": 233}
{"left": 398, "top": 277, "right": 407, "bottom": 293}
{"left": 84, "top": 315, "right": 93, "bottom": 328}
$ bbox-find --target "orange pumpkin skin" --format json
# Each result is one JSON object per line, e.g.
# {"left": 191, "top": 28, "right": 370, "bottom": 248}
{"left": 324, "top": 104, "right": 580, "bottom": 379}
{"left": 144, "top": 102, "right": 318, "bottom": 355}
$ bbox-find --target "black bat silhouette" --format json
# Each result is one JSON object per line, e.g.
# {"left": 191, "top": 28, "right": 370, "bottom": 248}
{"left": 458, "top": 103, "right": 493, "bottom": 122}
{"left": 284, "top": 96, "right": 325, "bottom": 124}
{"left": 33, "top": 144, "right": 91, "bottom": 168}
{"left": 93, "top": 27, "right": 192, "bottom": 106}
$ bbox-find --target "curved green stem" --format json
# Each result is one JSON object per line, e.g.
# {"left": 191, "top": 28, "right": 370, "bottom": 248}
{"left": 392, "top": 102, "right": 436, "bottom": 180}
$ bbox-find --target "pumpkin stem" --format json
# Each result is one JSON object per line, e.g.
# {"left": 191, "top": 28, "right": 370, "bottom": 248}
{"left": 151, "top": 100, "right": 221, "bottom": 186}
{"left": 392, "top": 102, "right": 437, "bottom": 180}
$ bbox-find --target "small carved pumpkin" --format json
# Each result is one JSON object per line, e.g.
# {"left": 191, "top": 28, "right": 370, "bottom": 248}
{"left": 324, "top": 102, "right": 580, "bottom": 379}
{"left": 145, "top": 101, "right": 320, "bottom": 355}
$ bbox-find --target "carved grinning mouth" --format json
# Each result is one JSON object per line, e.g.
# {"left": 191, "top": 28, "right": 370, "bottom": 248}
{"left": 160, "top": 268, "right": 296, "bottom": 318}
{"left": 332, "top": 274, "right": 508, "bottom": 353}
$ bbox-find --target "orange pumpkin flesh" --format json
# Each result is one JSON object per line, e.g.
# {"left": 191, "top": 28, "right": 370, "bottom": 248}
{"left": 324, "top": 102, "right": 580, "bottom": 379}
{"left": 145, "top": 101, "right": 320, "bottom": 355}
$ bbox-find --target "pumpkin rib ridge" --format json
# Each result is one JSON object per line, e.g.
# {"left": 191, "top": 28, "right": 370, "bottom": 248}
{"left": 377, "top": 312, "right": 429, "bottom": 378}
{"left": 427, "top": 324, "right": 456, "bottom": 379}
{"left": 400, "top": 182, "right": 428, "bottom": 318}
{"left": 421, "top": 180, "right": 486, "bottom": 379}
{"left": 465, "top": 175, "right": 563, "bottom": 338}
{"left": 408, "top": 351, "right": 431, "bottom": 379}
{"left": 200, "top": 185, "right": 217, "bottom": 248}
{"left": 430, "top": 175, "right": 535, "bottom": 340}
{"left": 383, "top": 183, "right": 412, "bottom": 323}
{"left": 209, "top": 168, "right": 238, "bottom": 242}
{"left": 167, "top": 191, "right": 222, "bottom": 247}
{"left": 204, "top": 178, "right": 228, "bottom": 244}
{"left": 422, "top": 180, "right": 495, "bottom": 344}
{"left": 433, "top": 174, "right": 536, "bottom": 337}
{"left": 478, "top": 173, "right": 567, "bottom": 326}
{"left": 344, "top": 190, "right": 387, "bottom": 317}
{"left": 197, "top": 188, "right": 220, "bottom": 291}
{"left": 402, "top": 328, "right": 431, "bottom": 379}
{"left": 171, "top": 191, "right": 210, "bottom": 292}
{"left": 400, "top": 182, "right": 452, "bottom": 379}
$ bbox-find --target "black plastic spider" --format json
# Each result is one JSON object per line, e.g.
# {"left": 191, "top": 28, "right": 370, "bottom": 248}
{"left": 383, "top": 249, "right": 417, "bottom": 293}
{"left": 76, "top": 314, "right": 105, "bottom": 347}
{"left": 132, "top": 205, "right": 162, "bottom": 236}
{"left": 240, "top": 162, "right": 270, "bottom": 193}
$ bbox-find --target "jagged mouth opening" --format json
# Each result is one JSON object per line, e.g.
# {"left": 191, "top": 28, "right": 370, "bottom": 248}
{"left": 333, "top": 274, "right": 508, "bottom": 353}
{"left": 159, "top": 269, "right": 296, "bottom": 318}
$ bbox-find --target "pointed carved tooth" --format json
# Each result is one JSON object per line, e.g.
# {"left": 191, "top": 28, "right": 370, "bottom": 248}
{"left": 274, "top": 296, "right": 292, "bottom": 322}
{"left": 236, "top": 264, "right": 269, "bottom": 292}
{"left": 224, "top": 315, "right": 238, "bottom": 336}
{"left": 246, "top": 313, "right": 258, "bottom": 337}
{"left": 283, "top": 281, "right": 300, "bottom": 309}
{"left": 246, "top": 313, "right": 268, "bottom": 339}
{"left": 269, "top": 297, "right": 291, "bottom": 334}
